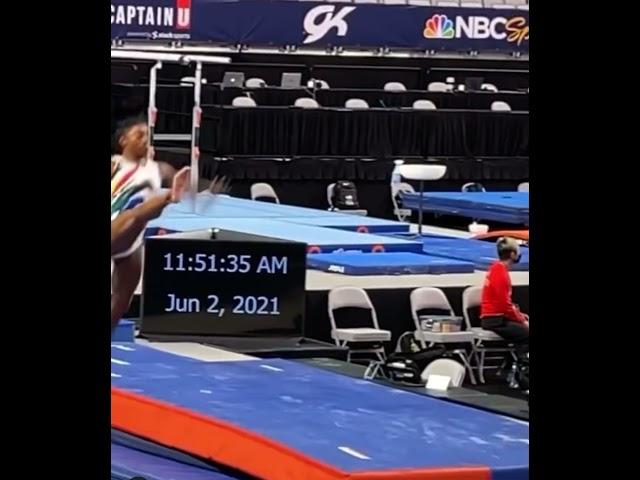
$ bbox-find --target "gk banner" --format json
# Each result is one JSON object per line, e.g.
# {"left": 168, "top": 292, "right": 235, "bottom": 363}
{"left": 111, "top": 0, "right": 529, "bottom": 53}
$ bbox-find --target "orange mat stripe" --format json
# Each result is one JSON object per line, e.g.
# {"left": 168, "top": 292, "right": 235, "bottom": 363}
{"left": 112, "top": 386, "right": 491, "bottom": 480}
{"left": 351, "top": 468, "right": 491, "bottom": 480}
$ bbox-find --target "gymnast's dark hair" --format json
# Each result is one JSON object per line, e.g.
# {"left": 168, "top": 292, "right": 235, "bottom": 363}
{"left": 112, "top": 115, "right": 147, "bottom": 154}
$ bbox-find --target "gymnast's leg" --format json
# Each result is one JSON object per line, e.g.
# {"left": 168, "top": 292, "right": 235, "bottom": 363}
{"left": 111, "top": 166, "right": 191, "bottom": 256}
{"left": 111, "top": 249, "right": 142, "bottom": 330}
{"left": 111, "top": 192, "right": 172, "bottom": 255}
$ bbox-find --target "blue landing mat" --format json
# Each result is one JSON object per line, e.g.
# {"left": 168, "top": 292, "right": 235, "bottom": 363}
{"left": 306, "top": 252, "right": 475, "bottom": 275}
{"left": 392, "top": 234, "right": 529, "bottom": 271}
{"left": 146, "top": 217, "right": 423, "bottom": 253}
{"left": 112, "top": 345, "right": 528, "bottom": 477}
{"left": 402, "top": 192, "right": 529, "bottom": 224}
{"left": 284, "top": 216, "right": 409, "bottom": 233}
{"left": 111, "top": 443, "right": 238, "bottom": 480}
{"left": 164, "top": 195, "right": 409, "bottom": 233}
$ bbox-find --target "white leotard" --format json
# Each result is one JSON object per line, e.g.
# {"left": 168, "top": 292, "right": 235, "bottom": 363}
{"left": 111, "top": 156, "right": 161, "bottom": 259}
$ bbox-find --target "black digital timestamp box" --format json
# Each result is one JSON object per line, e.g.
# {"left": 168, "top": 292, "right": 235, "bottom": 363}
{"left": 141, "top": 229, "right": 307, "bottom": 337}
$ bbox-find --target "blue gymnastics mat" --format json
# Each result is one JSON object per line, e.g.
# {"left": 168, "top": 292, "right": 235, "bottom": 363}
{"left": 112, "top": 344, "right": 528, "bottom": 480}
{"left": 284, "top": 215, "right": 409, "bottom": 233}
{"left": 402, "top": 192, "right": 529, "bottom": 224}
{"left": 146, "top": 217, "right": 423, "bottom": 253}
{"left": 111, "top": 443, "right": 240, "bottom": 480}
{"left": 392, "top": 234, "right": 529, "bottom": 271}
{"left": 164, "top": 194, "right": 409, "bottom": 233}
{"left": 306, "top": 252, "right": 475, "bottom": 275}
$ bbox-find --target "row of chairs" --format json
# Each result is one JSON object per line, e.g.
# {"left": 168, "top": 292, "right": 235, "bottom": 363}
{"left": 237, "top": 79, "right": 504, "bottom": 93}
{"left": 232, "top": 96, "right": 514, "bottom": 111}
{"left": 328, "top": 285, "right": 520, "bottom": 385}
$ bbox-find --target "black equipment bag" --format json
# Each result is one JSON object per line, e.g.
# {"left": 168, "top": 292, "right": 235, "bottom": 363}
{"left": 332, "top": 181, "right": 360, "bottom": 209}
{"left": 382, "top": 333, "right": 447, "bottom": 385}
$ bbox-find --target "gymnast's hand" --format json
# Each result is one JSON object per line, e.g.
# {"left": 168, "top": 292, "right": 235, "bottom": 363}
{"left": 209, "top": 176, "right": 231, "bottom": 196}
{"left": 170, "top": 167, "right": 191, "bottom": 203}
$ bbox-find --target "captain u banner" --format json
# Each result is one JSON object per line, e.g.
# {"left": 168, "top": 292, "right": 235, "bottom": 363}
{"left": 111, "top": 0, "right": 529, "bottom": 53}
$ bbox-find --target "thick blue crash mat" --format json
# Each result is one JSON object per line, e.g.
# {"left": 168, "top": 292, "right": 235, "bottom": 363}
{"left": 306, "top": 252, "right": 475, "bottom": 275}
{"left": 112, "top": 344, "right": 528, "bottom": 480}
{"left": 391, "top": 234, "right": 529, "bottom": 271}
{"left": 164, "top": 195, "right": 409, "bottom": 233}
{"left": 146, "top": 217, "right": 423, "bottom": 253}
{"left": 401, "top": 192, "right": 529, "bottom": 224}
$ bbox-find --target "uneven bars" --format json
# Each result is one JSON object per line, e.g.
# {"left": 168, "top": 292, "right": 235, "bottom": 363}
{"left": 111, "top": 49, "right": 230, "bottom": 64}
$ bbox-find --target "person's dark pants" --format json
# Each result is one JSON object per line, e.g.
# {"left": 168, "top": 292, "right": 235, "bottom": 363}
{"left": 481, "top": 316, "right": 529, "bottom": 359}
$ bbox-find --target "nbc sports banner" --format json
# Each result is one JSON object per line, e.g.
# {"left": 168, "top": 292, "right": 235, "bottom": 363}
{"left": 111, "top": 0, "right": 528, "bottom": 54}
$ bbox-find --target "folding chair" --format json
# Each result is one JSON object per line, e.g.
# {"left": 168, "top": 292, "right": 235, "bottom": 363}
{"left": 421, "top": 358, "right": 466, "bottom": 387}
{"left": 462, "top": 286, "right": 518, "bottom": 384}
{"left": 328, "top": 287, "right": 391, "bottom": 364}
{"left": 250, "top": 182, "right": 280, "bottom": 204}
{"left": 410, "top": 287, "right": 477, "bottom": 384}
{"left": 391, "top": 182, "right": 415, "bottom": 222}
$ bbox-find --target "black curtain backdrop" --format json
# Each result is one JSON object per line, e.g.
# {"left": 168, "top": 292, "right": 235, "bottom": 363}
{"left": 154, "top": 149, "right": 528, "bottom": 219}
{"left": 202, "top": 108, "right": 528, "bottom": 157}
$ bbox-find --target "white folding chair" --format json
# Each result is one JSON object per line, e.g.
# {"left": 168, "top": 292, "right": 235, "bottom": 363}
{"left": 491, "top": 101, "right": 512, "bottom": 112}
{"left": 427, "top": 82, "right": 449, "bottom": 92}
{"left": 462, "top": 286, "right": 517, "bottom": 384}
{"left": 328, "top": 287, "right": 391, "bottom": 363}
{"left": 384, "top": 82, "right": 407, "bottom": 92}
{"left": 482, "top": 83, "right": 499, "bottom": 92}
{"left": 391, "top": 182, "right": 415, "bottom": 222}
{"left": 518, "top": 182, "right": 529, "bottom": 192}
{"left": 307, "top": 79, "right": 330, "bottom": 89}
{"left": 421, "top": 359, "right": 466, "bottom": 387}
{"left": 294, "top": 97, "right": 320, "bottom": 109}
{"left": 410, "top": 287, "right": 477, "bottom": 384}
{"left": 412, "top": 100, "right": 437, "bottom": 110}
{"left": 250, "top": 182, "right": 280, "bottom": 204}
{"left": 232, "top": 96, "right": 257, "bottom": 107}
{"left": 245, "top": 77, "right": 267, "bottom": 88}
{"left": 345, "top": 98, "right": 369, "bottom": 109}
{"left": 462, "top": 182, "right": 486, "bottom": 193}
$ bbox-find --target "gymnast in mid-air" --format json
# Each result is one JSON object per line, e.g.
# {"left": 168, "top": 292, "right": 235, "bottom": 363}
{"left": 111, "top": 116, "right": 228, "bottom": 329}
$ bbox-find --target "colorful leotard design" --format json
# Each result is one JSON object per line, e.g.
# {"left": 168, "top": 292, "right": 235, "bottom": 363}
{"left": 111, "top": 156, "right": 161, "bottom": 259}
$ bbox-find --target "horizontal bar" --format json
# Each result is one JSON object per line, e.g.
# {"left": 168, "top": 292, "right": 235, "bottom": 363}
{"left": 111, "top": 49, "right": 230, "bottom": 65}
{"left": 154, "top": 134, "right": 192, "bottom": 142}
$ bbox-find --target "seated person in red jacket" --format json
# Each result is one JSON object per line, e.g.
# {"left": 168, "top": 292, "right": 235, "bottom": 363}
{"left": 480, "top": 237, "right": 529, "bottom": 351}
